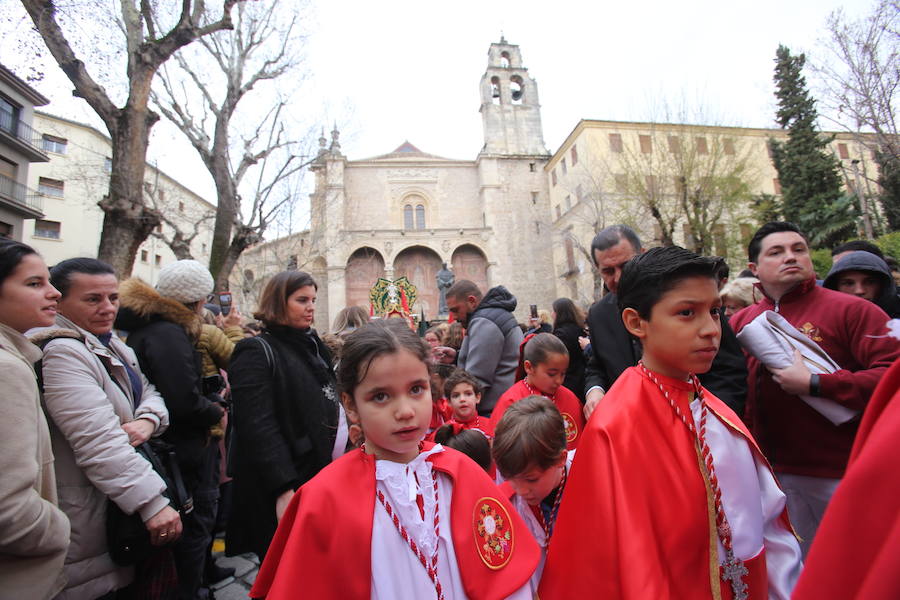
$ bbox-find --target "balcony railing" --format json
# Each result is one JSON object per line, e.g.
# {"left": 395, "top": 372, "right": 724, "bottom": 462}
{"left": 0, "top": 111, "right": 44, "bottom": 155}
{"left": 0, "top": 173, "right": 43, "bottom": 213}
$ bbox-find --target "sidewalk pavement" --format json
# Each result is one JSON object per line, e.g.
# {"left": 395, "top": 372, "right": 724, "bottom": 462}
{"left": 209, "top": 538, "right": 259, "bottom": 600}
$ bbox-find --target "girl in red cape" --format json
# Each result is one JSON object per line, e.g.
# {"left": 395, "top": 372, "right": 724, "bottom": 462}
{"left": 250, "top": 320, "right": 538, "bottom": 599}
{"left": 491, "top": 333, "right": 584, "bottom": 450}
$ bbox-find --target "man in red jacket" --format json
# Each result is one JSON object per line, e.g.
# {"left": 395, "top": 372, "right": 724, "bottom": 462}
{"left": 730, "top": 221, "right": 899, "bottom": 557}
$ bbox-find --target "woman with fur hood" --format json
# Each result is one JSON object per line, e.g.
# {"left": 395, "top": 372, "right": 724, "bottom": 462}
{"left": 115, "top": 260, "right": 226, "bottom": 600}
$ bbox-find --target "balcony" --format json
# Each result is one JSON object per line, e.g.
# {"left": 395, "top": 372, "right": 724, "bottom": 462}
{"left": 0, "top": 173, "right": 43, "bottom": 218}
{"left": 0, "top": 112, "right": 49, "bottom": 163}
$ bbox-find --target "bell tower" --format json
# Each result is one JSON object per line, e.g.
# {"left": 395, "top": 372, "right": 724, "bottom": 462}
{"left": 479, "top": 37, "right": 548, "bottom": 156}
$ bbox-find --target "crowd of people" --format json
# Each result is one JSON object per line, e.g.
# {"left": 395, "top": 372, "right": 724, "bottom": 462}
{"left": 1, "top": 218, "right": 898, "bottom": 599}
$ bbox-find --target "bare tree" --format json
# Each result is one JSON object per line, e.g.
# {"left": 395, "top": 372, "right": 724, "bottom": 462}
{"left": 152, "top": 1, "right": 315, "bottom": 288}
{"left": 20, "top": 0, "right": 241, "bottom": 277}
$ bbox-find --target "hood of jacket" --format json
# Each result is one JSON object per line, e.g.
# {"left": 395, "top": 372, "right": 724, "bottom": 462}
{"left": 824, "top": 251, "right": 895, "bottom": 297}
{"left": 475, "top": 285, "right": 518, "bottom": 314}
{"left": 115, "top": 277, "right": 202, "bottom": 339}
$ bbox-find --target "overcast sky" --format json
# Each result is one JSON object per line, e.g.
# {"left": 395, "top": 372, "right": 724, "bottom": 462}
{"left": 3, "top": 0, "right": 876, "bottom": 212}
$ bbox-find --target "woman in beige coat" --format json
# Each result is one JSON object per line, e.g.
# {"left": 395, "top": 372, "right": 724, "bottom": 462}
{"left": 0, "top": 239, "right": 70, "bottom": 600}
{"left": 33, "top": 258, "right": 181, "bottom": 599}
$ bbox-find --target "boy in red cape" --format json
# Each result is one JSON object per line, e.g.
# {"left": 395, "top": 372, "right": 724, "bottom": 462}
{"left": 793, "top": 342, "right": 900, "bottom": 599}
{"left": 539, "top": 247, "right": 802, "bottom": 600}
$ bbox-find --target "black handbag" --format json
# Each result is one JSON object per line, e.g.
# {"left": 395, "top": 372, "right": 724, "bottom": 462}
{"left": 107, "top": 439, "right": 193, "bottom": 566}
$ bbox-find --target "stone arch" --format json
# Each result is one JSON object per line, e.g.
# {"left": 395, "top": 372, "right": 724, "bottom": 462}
{"left": 510, "top": 75, "right": 524, "bottom": 105}
{"left": 451, "top": 244, "right": 489, "bottom": 295}
{"left": 345, "top": 247, "right": 385, "bottom": 312}
{"left": 393, "top": 245, "right": 443, "bottom": 320}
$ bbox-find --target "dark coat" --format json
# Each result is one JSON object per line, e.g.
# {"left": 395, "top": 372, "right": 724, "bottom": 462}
{"left": 584, "top": 292, "right": 748, "bottom": 415}
{"left": 824, "top": 250, "right": 900, "bottom": 318}
{"left": 225, "top": 325, "right": 338, "bottom": 559}
{"left": 115, "top": 279, "right": 224, "bottom": 487}
{"left": 553, "top": 321, "right": 586, "bottom": 402}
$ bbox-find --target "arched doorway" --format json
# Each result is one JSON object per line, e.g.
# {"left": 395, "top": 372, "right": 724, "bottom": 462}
{"left": 345, "top": 247, "right": 385, "bottom": 312}
{"left": 393, "top": 246, "right": 443, "bottom": 320}
{"left": 451, "top": 244, "right": 489, "bottom": 294}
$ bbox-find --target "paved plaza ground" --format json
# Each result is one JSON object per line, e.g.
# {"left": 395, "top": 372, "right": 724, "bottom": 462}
{"left": 208, "top": 537, "right": 258, "bottom": 599}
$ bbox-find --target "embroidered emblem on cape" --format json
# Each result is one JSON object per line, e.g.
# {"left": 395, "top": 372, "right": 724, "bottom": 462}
{"left": 799, "top": 322, "right": 823, "bottom": 342}
{"left": 473, "top": 497, "right": 514, "bottom": 569}
{"left": 561, "top": 412, "right": 577, "bottom": 443}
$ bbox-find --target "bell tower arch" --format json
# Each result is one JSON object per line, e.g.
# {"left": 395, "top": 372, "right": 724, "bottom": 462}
{"left": 479, "top": 37, "right": 548, "bottom": 156}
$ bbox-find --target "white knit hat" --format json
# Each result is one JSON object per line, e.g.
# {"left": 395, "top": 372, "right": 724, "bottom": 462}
{"left": 155, "top": 259, "right": 214, "bottom": 304}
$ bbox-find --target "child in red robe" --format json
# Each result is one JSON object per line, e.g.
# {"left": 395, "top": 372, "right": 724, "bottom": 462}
{"left": 539, "top": 246, "right": 802, "bottom": 600}
{"left": 492, "top": 396, "right": 575, "bottom": 595}
{"left": 440, "top": 369, "right": 494, "bottom": 439}
{"left": 251, "top": 320, "right": 538, "bottom": 599}
{"left": 427, "top": 363, "right": 454, "bottom": 434}
{"left": 491, "top": 333, "right": 584, "bottom": 449}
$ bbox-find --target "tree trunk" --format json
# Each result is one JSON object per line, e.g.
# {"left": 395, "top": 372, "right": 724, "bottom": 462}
{"left": 96, "top": 109, "right": 161, "bottom": 277}
{"left": 214, "top": 224, "right": 262, "bottom": 290}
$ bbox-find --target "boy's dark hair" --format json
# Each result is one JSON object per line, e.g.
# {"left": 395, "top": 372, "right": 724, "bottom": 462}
{"left": 444, "top": 368, "right": 481, "bottom": 400}
{"left": 493, "top": 396, "right": 567, "bottom": 478}
{"left": 50, "top": 257, "right": 116, "bottom": 297}
{"left": 338, "top": 319, "right": 431, "bottom": 401}
{"left": 434, "top": 426, "right": 492, "bottom": 472}
{"left": 831, "top": 239, "right": 885, "bottom": 260}
{"left": 747, "top": 221, "right": 806, "bottom": 263}
{"left": 715, "top": 260, "right": 729, "bottom": 282}
{"left": 523, "top": 332, "right": 568, "bottom": 365}
{"left": 590, "top": 225, "right": 642, "bottom": 265}
{"left": 253, "top": 270, "right": 318, "bottom": 327}
{"left": 618, "top": 246, "right": 725, "bottom": 320}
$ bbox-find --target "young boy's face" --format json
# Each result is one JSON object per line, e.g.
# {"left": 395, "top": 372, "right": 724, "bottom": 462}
{"left": 449, "top": 382, "right": 480, "bottom": 422}
{"left": 507, "top": 457, "right": 566, "bottom": 506}
{"left": 625, "top": 275, "right": 721, "bottom": 380}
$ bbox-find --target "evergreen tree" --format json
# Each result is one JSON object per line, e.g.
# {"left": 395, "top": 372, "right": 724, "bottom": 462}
{"left": 768, "top": 45, "right": 856, "bottom": 247}
{"left": 875, "top": 148, "right": 900, "bottom": 231}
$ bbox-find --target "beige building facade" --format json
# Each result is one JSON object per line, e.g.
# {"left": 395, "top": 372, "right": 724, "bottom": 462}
{"left": 237, "top": 39, "right": 557, "bottom": 331}
{"left": 27, "top": 112, "right": 216, "bottom": 283}
{"left": 0, "top": 63, "right": 48, "bottom": 240}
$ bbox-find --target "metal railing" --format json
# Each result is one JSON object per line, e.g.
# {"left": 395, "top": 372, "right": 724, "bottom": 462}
{"left": 0, "top": 173, "right": 43, "bottom": 212}
{"left": 0, "top": 111, "right": 44, "bottom": 154}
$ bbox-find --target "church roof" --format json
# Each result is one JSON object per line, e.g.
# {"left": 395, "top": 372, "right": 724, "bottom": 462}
{"left": 363, "top": 140, "right": 454, "bottom": 161}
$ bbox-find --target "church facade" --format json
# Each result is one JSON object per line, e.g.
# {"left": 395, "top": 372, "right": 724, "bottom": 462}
{"left": 236, "top": 39, "right": 557, "bottom": 332}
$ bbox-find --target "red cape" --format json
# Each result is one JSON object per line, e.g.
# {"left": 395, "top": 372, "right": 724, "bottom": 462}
{"left": 538, "top": 367, "right": 786, "bottom": 599}
{"left": 251, "top": 442, "right": 539, "bottom": 599}
{"left": 793, "top": 357, "right": 900, "bottom": 599}
{"left": 491, "top": 379, "right": 585, "bottom": 450}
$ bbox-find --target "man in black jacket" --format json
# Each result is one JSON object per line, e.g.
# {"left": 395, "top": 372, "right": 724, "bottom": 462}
{"left": 583, "top": 225, "right": 747, "bottom": 418}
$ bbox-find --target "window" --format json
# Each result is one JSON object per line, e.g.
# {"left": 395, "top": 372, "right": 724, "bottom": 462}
{"left": 668, "top": 136, "right": 681, "bottom": 155}
{"left": 34, "top": 219, "right": 61, "bottom": 239}
{"left": 773, "top": 178, "right": 782, "bottom": 194}
{"left": 838, "top": 143, "right": 849, "bottom": 159}
{"left": 639, "top": 135, "right": 652, "bottom": 154}
{"left": 529, "top": 162, "right": 535, "bottom": 172}
{"left": 0, "top": 221, "right": 11, "bottom": 238}
{"left": 0, "top": 156, "right": 15, "bottom": 178}
{"left": 560, "top": 158, "right": 567, "bottom": 175}
{"left": 490, "top": 76, "right": 501, "bottom": 105}
{"left": 500, "top": 51, "right": 510, "bottom": 68}
{"left": 0, "top": 95, "right": 19, "bottom": 136}
{"left": 415, "top": 204, "right": 425, "bottom": 229}
{"left": 531, "top": 191, "right": 539, "bottom": 204}
{"left": 571, "top": 145, "right": 578, "bottom": 165}
{"left": 695, "top": 137, "right": 708, "bottom": 155}
{"left": 38, "top": 177, "right": 64, "bottom": 198}
{"left": 178, "top": 201, "right": 184, "bottom": 212}
{"left": 141, "top": 250, "right": 148, "bottom": 263}
{"left": 723, "top": 139, "right": 735, "bottom": 156}
{"left": 41, "top": 135, "right": 67, "bottom": 154}
{"left": 155, "top": 254, "right": 162, "bottom": 266}
{"left": 403, "top": 204, "right": 413, "bottom": 230}
{"left": 104, "top": 157, "right": 112, "bottom": 172}
{"left": 609, "top": 133, "right": 623, "bottom": 153}
{"left": 565, "top": 237, "right": 576, "bottom": 272}
{"left": 551, "top": 169, "right": 557, "bottom": 186}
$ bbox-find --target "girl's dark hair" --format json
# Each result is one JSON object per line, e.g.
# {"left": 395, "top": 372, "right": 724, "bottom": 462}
{"left": 253, "top": 270, "right": 317, "bottom": 327}
{"left": 0, "top": 238, "right": 38, "bottom": 287}
{"left": 523, "top": 332, "right": 568, "bottom": 365}
{"left": 434, "top": 426, "right": 492, "bottom": 472}
{"left": 338, "top": 319, "right": 431, "bottom": 401}
{"left": 492, "top": 396, "right": 567, "bottom": 478}
{"left": 551, "top": 297, "right": 584, "bottom": 329}
{"left": 617, "top": 246, "right": 724, "bottom": 320}
{"left": 50, "top": 257, "right": 116, "bottom": 297}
